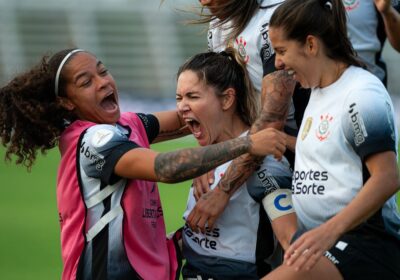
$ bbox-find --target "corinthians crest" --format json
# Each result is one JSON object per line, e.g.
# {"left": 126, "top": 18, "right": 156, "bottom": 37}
{"left": 235, "top": 36, "right": 249, "bottom": 63}
{"left": 316, "top": 114, "right": 333, "bottom": 141}
{"left": 343, "top": 0, "right": 360, "bottom": 11}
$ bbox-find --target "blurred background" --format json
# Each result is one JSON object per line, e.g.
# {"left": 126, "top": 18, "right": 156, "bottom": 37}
{"left": 0, "top": 0, "right": 208, "bottom": 113}
{"left": 0, "top": 0, "right": 399, "bottom": 111}
{"left": 0, "top": 0, "right": 399, "bottom": 279}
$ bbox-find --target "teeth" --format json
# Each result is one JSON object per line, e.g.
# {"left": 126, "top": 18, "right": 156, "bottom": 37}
{"left": 287, "top": 70, "right": 295, "bottom": 75}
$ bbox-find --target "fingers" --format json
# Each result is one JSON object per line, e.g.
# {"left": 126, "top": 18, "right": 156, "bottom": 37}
{"left": 250, "top": 128, "right": 287, "bottom": 156}
{"left": 186, "top": 194, "right": 211, "bottom": 233}
{"left": 192, "top": 173, "right": 213, "bottom": 201}
{"left": 193, "top": 187, "right": 201, "bottom": 201}
{"left": 187, "top": 207, "right": 210, "bottom": 234}
{"left": 285, "top": 241, "right": 325, "bottom": 271}
{"left": 187, "top": 208, "right": 200, "bottom": 232}
{"left": 271, "top": 131, "right": 287, "bottom": 160}
{"left": 284, "top": 238, "right": 306, "bottom": 265}
{"left": 207, "top": 169, "right": 215, "bottom": 185}
{"left": 302, "top": 251, "right": 322, "bottom": 271}
{"left": 196, "top": 215, "right": 209, "bottom": 234}
{"left": 287, "top": 248, "right": 322, "bottom": 271}
{"left": 186, "top": 189, "right": 229, "bottom": 235}
{"left": 291, "top": 248, "right": 311, "bottom": 271}
{"left": 206, "top": 216, "right": 217, "bottom": 232}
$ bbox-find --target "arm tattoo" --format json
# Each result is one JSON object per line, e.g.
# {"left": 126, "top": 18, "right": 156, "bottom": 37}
{"left": 155, "top": 111, "right": 190, "bottom": 142}
{"left": 154, "top": 135, "right": 253, "bottom": 183}
{"left": 218, "top": 154, "right": 264, "bottom": 195}
{"left": 259, "top": 70, "right": 296, "bottom": 129}
{"left": 217, "top": 70, "right": 296, "bottom": 195}
{"left": 156, "top": 127, "right": 189, "bottom": 142}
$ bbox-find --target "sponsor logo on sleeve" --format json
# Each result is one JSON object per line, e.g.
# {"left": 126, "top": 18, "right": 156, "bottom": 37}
{"left": 348, "top": 103, "right": 367, "bottom": 146}
{"left": 80, "top": 142, "right": 105, "bottom": 170}
{"left": 260, "top": 22, "right": 273, "bottom": 63}
{"left": 256, "top": 168, "right": 279, "bottom": 195}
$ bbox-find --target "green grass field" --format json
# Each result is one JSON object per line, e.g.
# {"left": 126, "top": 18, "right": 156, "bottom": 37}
{"left": 0, "top": 136, "right": 399, "bottom": 279}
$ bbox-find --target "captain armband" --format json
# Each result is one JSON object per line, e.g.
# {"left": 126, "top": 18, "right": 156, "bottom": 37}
{"left": 262, "top": 189, "right": 295, "bottom": 221}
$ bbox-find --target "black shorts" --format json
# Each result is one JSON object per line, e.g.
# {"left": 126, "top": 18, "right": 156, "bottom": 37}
{"left": 325, "top": 228, "right": 400, "bottom": 280}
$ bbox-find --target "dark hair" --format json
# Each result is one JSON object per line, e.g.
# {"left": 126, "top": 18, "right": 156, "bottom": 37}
{"left": 191, "top": 0, "right": 259, "bottom": 45}
{"left": 270, "top": 0, "right": 363, "bottom": 67}
{"left": 177, "top": 47, "right": 259, "bottom": 126}
{"left": 0, "top": 48, "right": 82, "bottom": 169}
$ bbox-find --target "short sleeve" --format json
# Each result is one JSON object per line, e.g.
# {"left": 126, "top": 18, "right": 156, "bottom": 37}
{"left": 262, "top": 53, "right": 276, "bottom": 76}
{"left": 79, "top": 124, "right": 139, "bottom": 185}
{"left": 246, "top": 156, "right": 294, "bottom": 221}
{"left": 246, "top": 156, "right": 292, "bottom": 202}
{"left": 136, "top": 113, "right": 159, "bottom": 143}
{"left": 342, "top": 88, "right": 396, "bottom": 161}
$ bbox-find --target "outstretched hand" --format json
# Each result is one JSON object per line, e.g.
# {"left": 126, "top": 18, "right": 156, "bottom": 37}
{"left": 186, "top": 187, "right": 230, "bottom": 233}
{"left": 249, "top": 127, "right": 287, "bottom": 159}
{"left": 284, "top": 223, "right": 341, "bottom": 271}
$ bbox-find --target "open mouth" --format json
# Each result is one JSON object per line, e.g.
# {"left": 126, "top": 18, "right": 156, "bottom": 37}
{"left": 100, "top": 91, "right": 118, "bottom": 111}
{"left": 185, "top": 117, "right": 202, "bottom": 138}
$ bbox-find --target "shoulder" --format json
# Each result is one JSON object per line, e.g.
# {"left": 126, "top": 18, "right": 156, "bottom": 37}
{"left": 341, "top": 68, "right": 396, "bottom": 157}
{"left": 344, "top": 67, "right": 388, "bottom": 100}
{"left": 246, "top": 156, "right": 292, "bottom": 201}
{"left": 341, "top": 67, "right": 386, "bottom": 96}
{"left": 341, "top": 67, "right": 392, "bottom": 126}
{"left": 85, "top": 124, "right": 128, "bottom": 148}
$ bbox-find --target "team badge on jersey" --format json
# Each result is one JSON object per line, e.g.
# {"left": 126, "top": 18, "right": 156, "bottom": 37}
{"left": 301, "top": 117, "right": 313, "bottom": 140}
{"left": 343, "top": 0, "right": 360, "bottom": 11}
{"left": 316, "top": 114, "right": 333, "bottom": 141}
{"left": 235, "top": 36, "right": 249, "bottom": 63}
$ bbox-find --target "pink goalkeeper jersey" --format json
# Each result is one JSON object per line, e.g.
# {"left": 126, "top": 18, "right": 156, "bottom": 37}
{"left": 57, "top": 112, "right": 179, "bottom": 280}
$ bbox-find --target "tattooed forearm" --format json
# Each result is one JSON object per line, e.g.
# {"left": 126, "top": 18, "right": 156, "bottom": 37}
{"left": 259, "top": 70, "right": 296, "bottom": 130}
{"left": 216, "top": 70, "right": 295, "bottom": 195}
{"left": 154, "top": 136, "right": 252, "bottom": 183}
{"left": 154, "top": 125, "right": 190, "bottom": 143}
{"left": 217, "top": 154, "right": 264, "bottom": 195}
{"left": 153, "top": 111, "right": 190, "bottom": 143}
